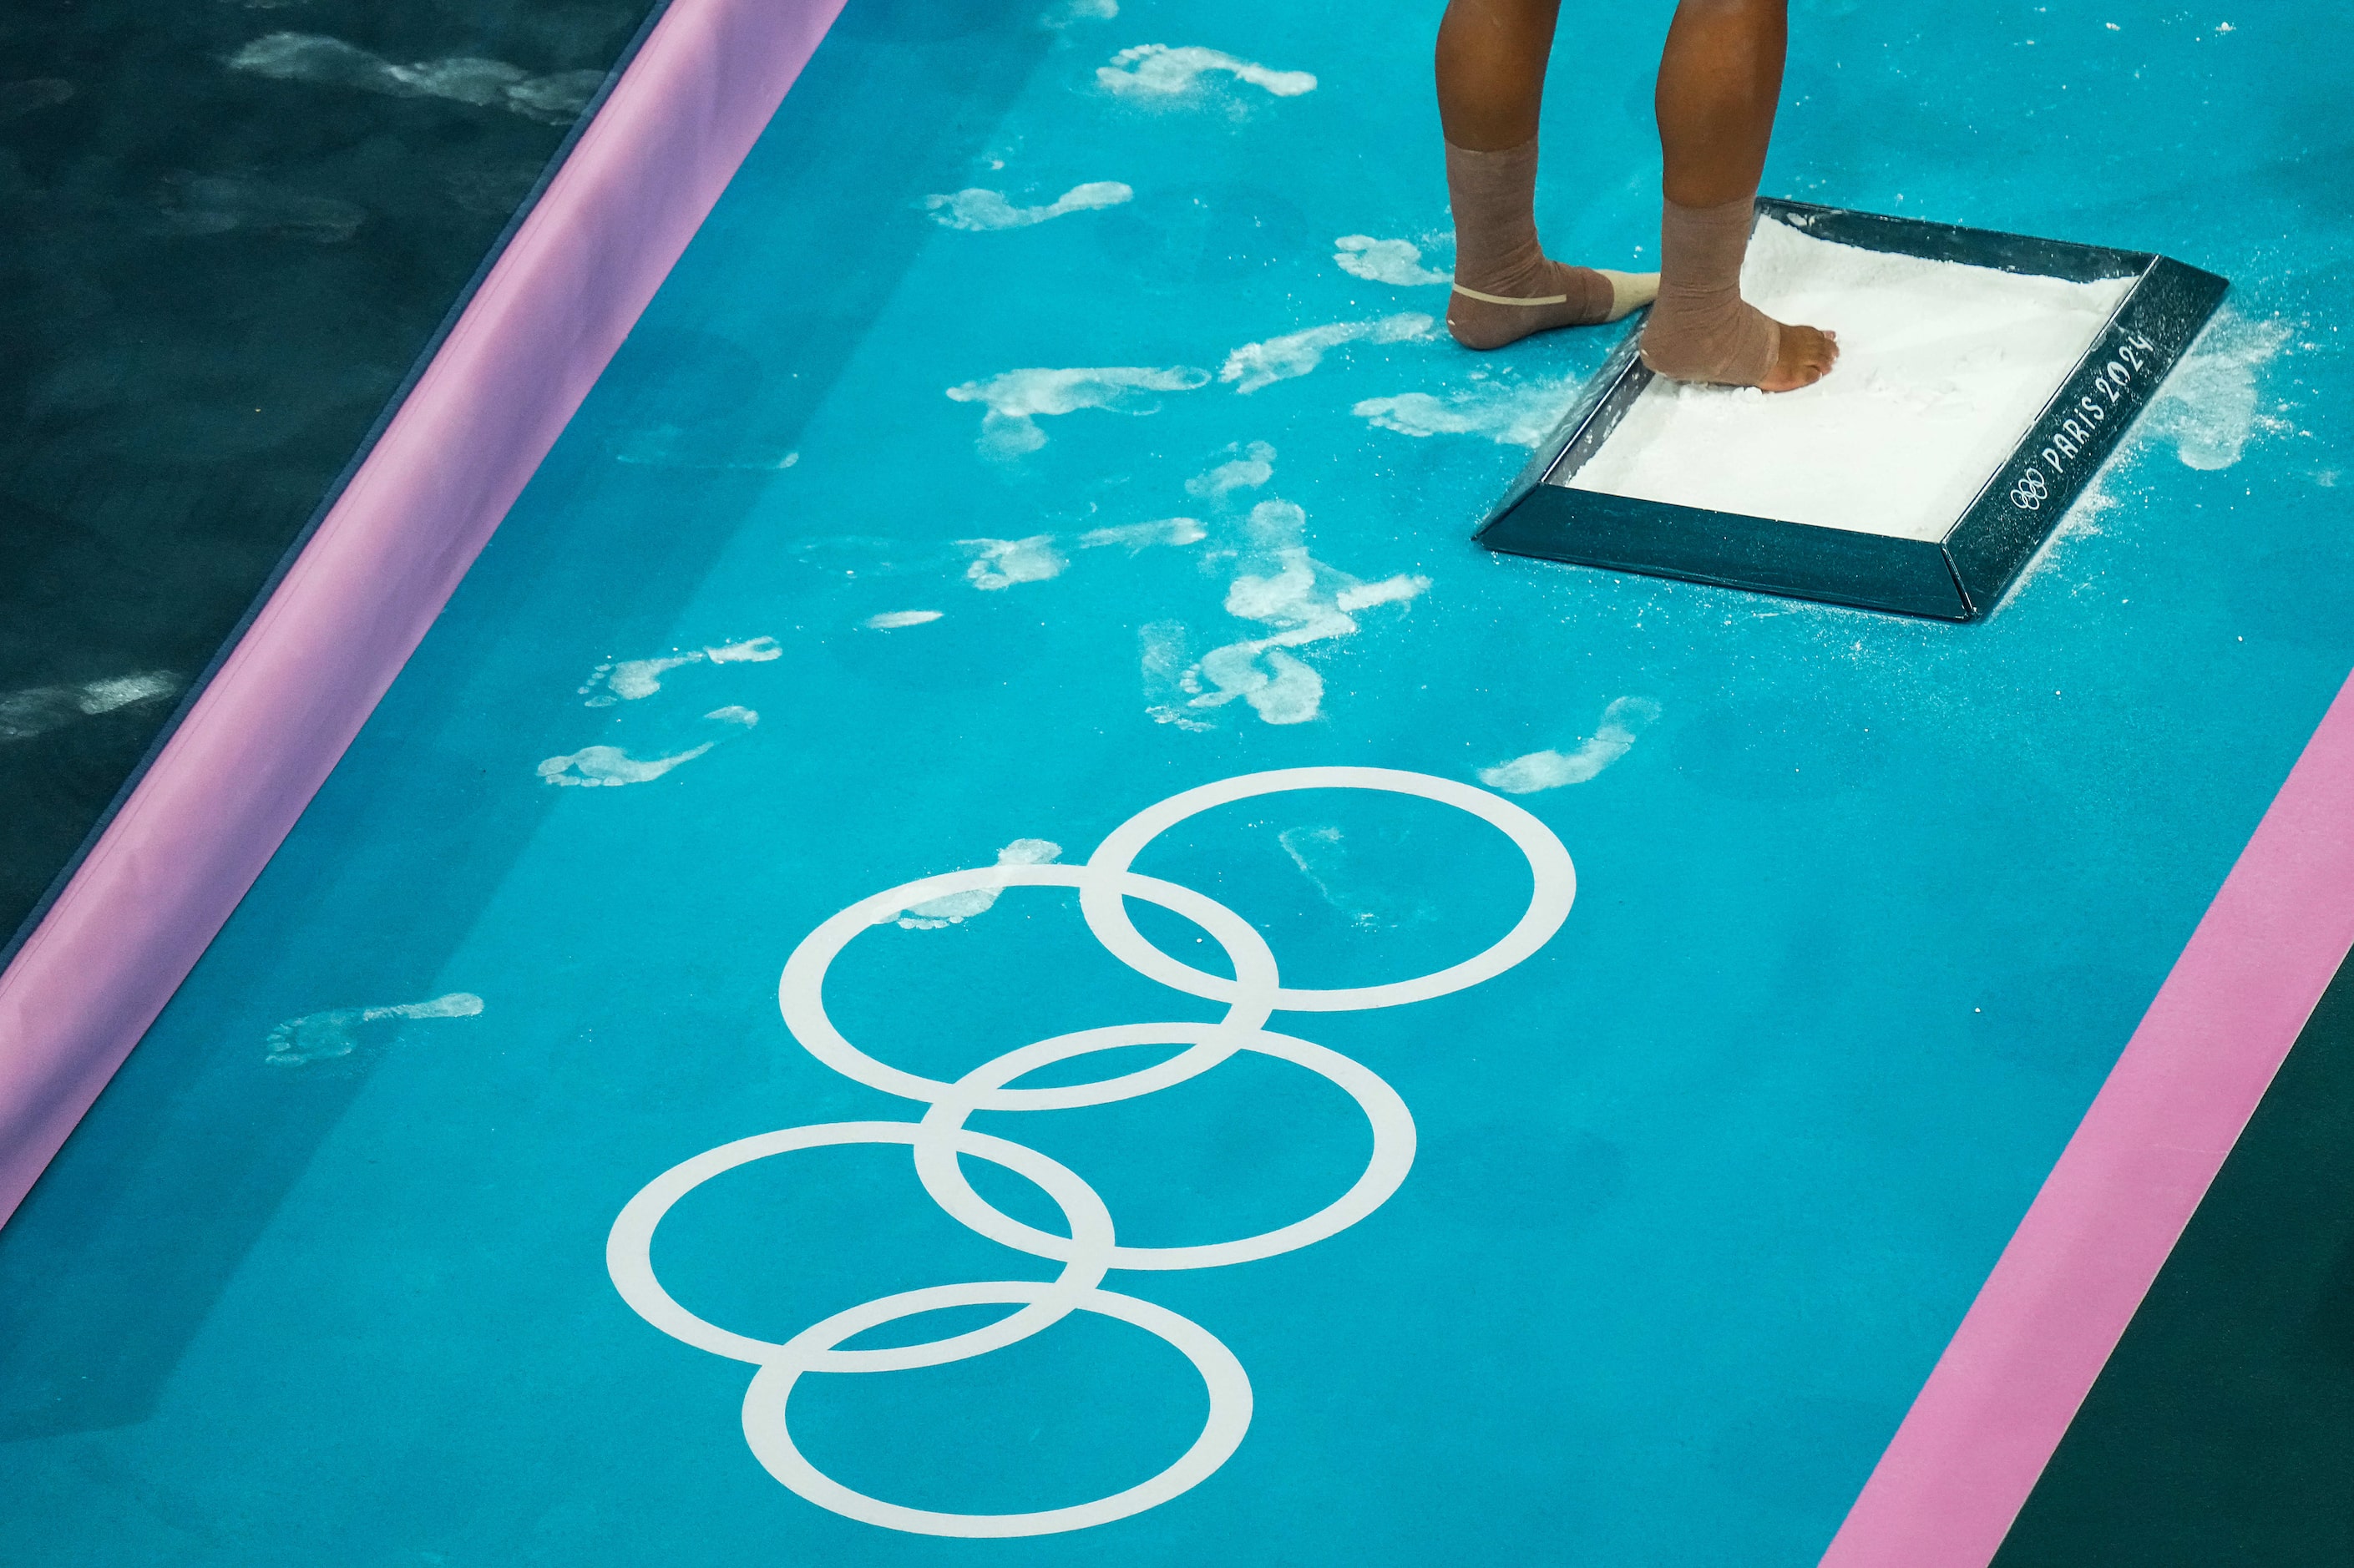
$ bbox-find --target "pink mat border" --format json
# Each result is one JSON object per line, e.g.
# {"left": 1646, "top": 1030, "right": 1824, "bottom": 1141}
{"left": 1821, "top": 664, "right": 2354, "bottom": 1566}
{"left": 0, "top": 0, "right": 848, "bottom": 1227}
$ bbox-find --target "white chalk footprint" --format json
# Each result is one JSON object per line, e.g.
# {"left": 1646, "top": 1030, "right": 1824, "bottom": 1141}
{"left": 580, "top": 635, "right": 780, "bottom": 706}
{"left": 878, "top": 839, "right": 1064, "bottom": 929}
{"left": 1220, "top": 314, "right": 1435, "bottom": 394}
{"left": 1077, "top": 517, "right": 1205, "bottom": 553}
{"left": 1278, "top": 824, "right": 1434, "bottom": 931}
{"left": 1355, "top": 372, "right": 1587, "bottom": 448}
{"left": 0, "top": 670, "right": 185, "bottom": 742}
{"left": 538, "top": 706, "right": 758, "bottom": 787}
{"left": 1480, "top": 697, "right": 1660, "bottom": 794}
{"left": 946, "top": 366, "right": 1210, "bottom": 458}
{"left": 1186, "top": 441, "right": 1277, "bottom": 501}
{"left": 963, "top": 536, "right": 1070, "bottom": 589}
{"left": 1151, "top": 499, "right": 1428, "bottom": 728}
{"left": 266, "top": 992, "right": 483, "bottom": 1066}
{"left": 1042, "top": 0, "right": 1116, "bottom": 25}
{"left": 1334, "top": 235, "right": 1451, "bottom": 287}
{"left": 1141, "top": 622, "right": 1213, "bottom": 732}
{"left": 1096, "top": 44, "right": 1316, "bottom": 100}
{"left": 926, "top": 181, "right": 1131, "bottom": 231}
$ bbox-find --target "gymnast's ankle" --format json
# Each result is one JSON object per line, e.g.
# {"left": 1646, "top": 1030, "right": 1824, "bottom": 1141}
{"left": 1445, "top": 137, "right": 1658, "bottom": 352}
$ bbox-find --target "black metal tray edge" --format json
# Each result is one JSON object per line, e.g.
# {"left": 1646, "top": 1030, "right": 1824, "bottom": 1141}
{"left": 1943, "top": 255, "right": 2229, "bottom": 612}
{"left": 1475, "top": 199, "right": 2230, "bottom": 621}
{"left": 1759, "top": 197, "right": 2153, "bottom": 286}
{"left": 1480, "top": 319, "right": 1651, "bottom": 530}
{"left": 1481, "top": 485, "right": 1972, "bottom": 620}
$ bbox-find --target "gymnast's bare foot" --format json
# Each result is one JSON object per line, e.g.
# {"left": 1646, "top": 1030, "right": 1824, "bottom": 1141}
{"left": 1759, "top": 321, "right": 1838, "bottom": 392}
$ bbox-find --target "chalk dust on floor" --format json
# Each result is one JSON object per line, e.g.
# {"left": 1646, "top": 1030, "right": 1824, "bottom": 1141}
{"left": 1565, "top": 218, "right": 2134, "bottom": 540}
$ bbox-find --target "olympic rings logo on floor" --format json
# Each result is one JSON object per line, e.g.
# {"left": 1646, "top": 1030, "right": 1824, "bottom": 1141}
{"left": 607, "top": 766, "right": 1576, "bottom": 1538}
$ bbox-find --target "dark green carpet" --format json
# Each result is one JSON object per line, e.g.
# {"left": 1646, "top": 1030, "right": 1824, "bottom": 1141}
{"left": 0, "top": 0, "right": 659, "bottom": 953}
{"left": 1997, "top": 944, "right": 2354, "bottom": 1565}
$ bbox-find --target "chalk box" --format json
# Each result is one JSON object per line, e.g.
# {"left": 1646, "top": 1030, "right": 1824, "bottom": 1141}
{"left": 1475, "top": 200, "right": 2229, "bottom": 620}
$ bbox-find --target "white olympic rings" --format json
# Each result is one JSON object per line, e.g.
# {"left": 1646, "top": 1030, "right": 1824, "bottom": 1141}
{"left": 916, "top": 1024, "right": 1416, "bottom": 1272}
{"left": 2010, "top": 467, "right": 2051, "bottom": 511}
{"left": 741, "top": 1284, "right": 1253, "bottom": 1537}
{"left": 1081, "top": 768, "right": 1576, "bottom": 1013}
{"left": 609, "top": 766, "right": 1575, "bottom": 1536}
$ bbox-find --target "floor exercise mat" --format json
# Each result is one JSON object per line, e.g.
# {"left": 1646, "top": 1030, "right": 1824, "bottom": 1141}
{"left": 3, "top": 2, "right": 2351, "bottom": 1564}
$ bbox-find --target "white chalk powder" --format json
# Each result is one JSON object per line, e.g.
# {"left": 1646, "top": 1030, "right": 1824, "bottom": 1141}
{"left": 1566, "top": 218, "right": 2135, "bottom": 540}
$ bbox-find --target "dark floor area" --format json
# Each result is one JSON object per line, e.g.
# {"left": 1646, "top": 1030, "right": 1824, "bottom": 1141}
{"left": 0, "top": 0, "right": 661, "bottom": 954}
{"left": 1997, "top": 947, "right": 2354, "bottom": 1565}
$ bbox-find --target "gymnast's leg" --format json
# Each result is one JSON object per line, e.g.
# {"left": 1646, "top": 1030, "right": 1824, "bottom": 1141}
{"left": 1435, "top": 0, "right": 1658, "bottom": 351}
{"left": 1640, "top": 0, "right": 1838, "bottom": 389}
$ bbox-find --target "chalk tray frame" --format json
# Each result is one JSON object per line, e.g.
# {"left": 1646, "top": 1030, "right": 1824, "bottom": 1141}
{"left": 1474, "top": 199, "right": 2229, "bottom": 620}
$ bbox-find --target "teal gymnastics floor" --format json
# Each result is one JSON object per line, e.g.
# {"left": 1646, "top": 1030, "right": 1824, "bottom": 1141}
{"left": 4, "top": 2, "right": 2351, "bottom": 1563}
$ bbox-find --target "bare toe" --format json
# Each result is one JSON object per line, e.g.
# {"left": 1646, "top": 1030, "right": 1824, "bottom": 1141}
{"left": 1760, "top": 324, "right": 1840, "bottom": 393}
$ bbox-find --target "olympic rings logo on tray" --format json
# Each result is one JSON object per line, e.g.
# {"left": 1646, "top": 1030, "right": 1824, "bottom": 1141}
{"left": 2009, "top": 467, "right": 2050, "bottom": 512}
{"left": 608, "top": 767, "right": 1576, "bottom": 1537}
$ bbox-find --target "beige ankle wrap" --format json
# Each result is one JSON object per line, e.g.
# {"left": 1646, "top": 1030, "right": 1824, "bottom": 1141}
{"left": 1638, "top": 195, "right": 1780, "bottom": 387}
{"left": 1445, "top": 138, "right": 1653, "bottom": 352}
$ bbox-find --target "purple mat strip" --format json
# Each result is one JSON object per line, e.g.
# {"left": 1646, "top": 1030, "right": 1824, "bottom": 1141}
{"left": 1821, "top": 665, "right": 2354, "bottom": 1565}
{"left": 0, "top": 0, "right": 847, "bottom": 1227}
